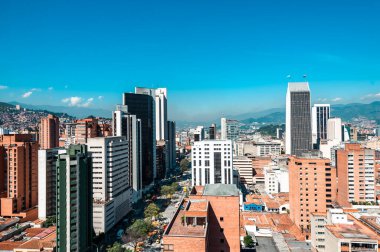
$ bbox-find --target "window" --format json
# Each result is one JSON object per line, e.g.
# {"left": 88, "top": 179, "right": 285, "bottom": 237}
{"left": 220, "top": 239, "right": 224, "bottom": 243}
{"left": 220, "top": 217, "right": 224, "bottom": 221}
{"left": 220, "top": 228, "right": 224, "bottom": 232}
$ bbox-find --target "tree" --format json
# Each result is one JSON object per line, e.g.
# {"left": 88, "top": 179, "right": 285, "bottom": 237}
{"left": 180, "top": 158, "right": 190, "bottom": 172}
{"left": 125, "top": 219, "right": 152, "bottom": 248}
{"left": 43, "top": 216, "right": 56, "bottom": 227}
{"left": 243, "top": 235, "right": 254, "bottom": 248}
{"left": 161, "top": 185, "right": 174, "bottom": 196}
{"left": 144, "top": 203, "right": 160, "bottom": 219}
{"left": 107, "top": 242, "right": 128, "bottom": 252}
{"left": 171, "top": 182, "right": 179, "bottom": 192}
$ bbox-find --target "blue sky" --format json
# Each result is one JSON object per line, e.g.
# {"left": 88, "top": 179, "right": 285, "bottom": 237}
{"left": 0, "top": 0, "right": 379, "bottom": 121}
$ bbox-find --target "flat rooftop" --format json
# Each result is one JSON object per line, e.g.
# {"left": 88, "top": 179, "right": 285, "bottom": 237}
{"left": 203, "top": 184, "right": 240, "bottom": 196}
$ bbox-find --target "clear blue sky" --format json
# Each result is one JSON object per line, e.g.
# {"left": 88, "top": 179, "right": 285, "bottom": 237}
{"left": 1, "top": 0, "right": 379, "bottom": 121}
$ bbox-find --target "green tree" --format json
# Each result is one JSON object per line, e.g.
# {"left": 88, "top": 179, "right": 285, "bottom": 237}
{"left": 43, "top": 216, "right": 56, "bottom": 227}
{"left": 171, "top": 182, "right": 179, "bottom": 192}
{"left": 243, "top": 235, "right": 254, "bottom": 248}
{"left": 107, "top": 242, "right": 127, "bottom": 252}
{"left": 144, "top": 203, "right": 160, "bottom": 219}
{"left": 180, "top": 158, "right": 190, "bottom": 172}
{"left": 161, "top": 185, "right": 174, "bottom": 196}
{"left": 126, "top": 219, "right": 152, "bottom": 241}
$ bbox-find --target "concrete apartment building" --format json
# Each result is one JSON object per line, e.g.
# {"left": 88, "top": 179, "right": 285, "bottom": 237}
{"left": 0, "top": 134, "right": 38, "bottom": 220}
{"left": 162, "top": 184, "right": 241, "bottom": 252}
{"left": 233, "top": 156, "right": 254, "bottom": 186}
{"left": 221, "top": 118, "right": 240, "bottom": 141}
{"left": 56, "top": 145, "right": 92, "bottom": 252}
{"left": 311, "top": 104, "right": 330, "bottom": 147}
{"left": 38, "top": 147, "right": 65, "bottom": 220}
{"left": 311, "top": 209, "right": 379, "bottom": 252}
{"left": 191, "top": 140, "right": 233, "bottom": 186}
{"left": 336, "top": 143, "right": 376, "bottom": 207}
{"left": 39, "top": 114, "right": 59, "bottom": 150}
{"left": 289, "top": 153, "right": 336, "bottom": 237}
{"left": 87, "top": 137, "right": 132, "bottom": 234}
{"left": 250, "top": 156, "right": 272, "bottom": 184}
{"left": 74, "top": 118, "right": 101, "bottom": 144}
{"left": 327, "top": 117, "right": 342, "bottom": 142}
{"left": 264, "top": 164, "right": 289, "bottom": 194}
{"left": 286, "top": 82, "right": 312, "bottom": 156}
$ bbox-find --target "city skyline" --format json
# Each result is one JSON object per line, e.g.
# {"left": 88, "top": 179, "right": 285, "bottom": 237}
{"left": 1, "top": 1, "right": 380, "bottom": 121}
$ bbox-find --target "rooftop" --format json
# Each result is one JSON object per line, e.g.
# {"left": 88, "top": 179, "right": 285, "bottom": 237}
{"left": 287, "top": 82, "right": 310, "bottom": 92}
{"left": 203, "top": 184, "right": 240, "bottom": 196}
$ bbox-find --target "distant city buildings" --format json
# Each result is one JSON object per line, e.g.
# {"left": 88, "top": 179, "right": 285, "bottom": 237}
{"left": 286, "top": 82, "right": 312, "bottom": 156}
{"left": 327, "top": 117, "right": 342, "bottom": 142}
{"left": 209, "top": 123, "right": 216, "bottom": 140}
{"left": 191, "top": 140, "right": 233, "bottom": 186}
{"left": 194, "top": 126, "right": 205, "bottom": 142}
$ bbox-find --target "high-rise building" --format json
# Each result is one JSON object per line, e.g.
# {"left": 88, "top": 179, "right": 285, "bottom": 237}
{"left": 327, "top": 117, "right": 342, "bottom": 142}
{"left": 39, "top": 114, "right": 60, "bottom": 149}
{"left": 221, "top": 118, "right": 239, "bottom": 141}
{"left": 38, "top": 147, "right": 65, "bottom": 220}
{"left": 336, "top": 143, "right": 375, "bottom": 207}
{"left": 289, "top": 153, "right": 336, "bottom": 237}
{"left": 0, "top": 134, "right": 38, "bottom": 218}
{"left": 87, "top": 137, "right": 132, "bottom": 234}
{"left": 75, "top": 118, "right": 101, "bottom": 144}
{"left": 286, "top": 82, "right": 312, "bottom": 156}
{"left": 209, "top": 123, "right": 216, "bottom": 140}
{"left": 135, "top": 87, "right": 168, "bottom": 141}
{"left": 233, "top": 156, "right": 254, "bottom": 186}
{"left": 312, "top": 104, "right": 330, "bottom": 146}
{"left": 167, "top": 121, "right": 176, "bottom": 171}
{"left": 112, "top": 105, "right": 143, "bottom": 201}
{"left": 56, "top": 145, "right": 92, "bottom": 252}
{"left": 123, "top": 92, "right": 156, "bottom": 186}
{"left": 191, "top": 140, "right": 233, "bottom": 186}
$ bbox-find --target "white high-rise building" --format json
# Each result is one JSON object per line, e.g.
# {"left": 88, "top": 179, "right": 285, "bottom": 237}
{"left": 87, "top": 137, "right": 132, "bottom": 234}
{"left": 312, "top": 104, "right": 330, "bottom": 145}
{"left": 135, "top": 87, "right": 168, "bottom": 141}
{"left": 264, "top": 164, "right": 289, "bottom": 194}
{"left": 38, "top": 148, "right": 66, "bottom": 220}
{"left": 286, "top": 82, "right": 312, "bottom": 156}
{"left": 191, "top": 140, "right": 233, "bottom": 186}
{"left": 327, "top": 118, "right": 342, "bottom": 142}
{"left": 113, "top": 105, "right": 143, "bottom": 202}
{"left": 221, "top": 118, "right": 240, "bottom": 141}
{"left": 233, "top": 156, "right": 254, "bottom": 186}
{"left": 194, "top": 126, "right": 205, "bottom": 142}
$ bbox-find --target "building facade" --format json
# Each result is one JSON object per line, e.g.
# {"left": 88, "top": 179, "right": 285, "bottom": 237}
{"left": 39, "top": 114, "right": 60, "bottom": 150}
{"left": 123, "top": 92, "right": 156, "bottom": 186}
{"left": 221, "top": 118, "right": 239, "bottom": 141}
{"left": 233, "top": 156, "right": 254, "bottom": 186}
{"left": 87, "top": 137, "right": 132, "bottom": 234}
{"left": 312, "top": 104, "right": 330, "bottom": 147}
{"left": 327, "top": 117, "right": 342, "bottom": 142}
{"left": 167, "top": 121, "right": 176, "bottom": 172}
{"left": 289, "top": 154, "right": 336, "bottom": 237}
{"left": 112, "top": 105, "right": 143, "bottom": 201}
{"left": 286, "top": 82, "right": 312, "bottom": 156}
{"left": 336, "top": 143, "right": 375, "bottom": 207}
{"left": 56, "top": 145, "right": 92, "bottom": 252}
{"left": 191, "top": 140, "right": 233, "bottom": 186}
{"left": 38, "top": 147, "right": 65, "bottom": 220}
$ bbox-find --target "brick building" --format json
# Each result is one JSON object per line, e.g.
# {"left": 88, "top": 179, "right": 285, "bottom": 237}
{"left": 39, "top": 114, "right": 59, "bottom": 149}
{"left": 162, "top": 184, "right": 241, "bottom": 252}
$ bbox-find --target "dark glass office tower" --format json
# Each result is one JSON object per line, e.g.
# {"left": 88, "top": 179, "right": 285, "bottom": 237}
{"left": 286, "top": 82, "right": 312, "bottom": 156}
{"left": 209, "top": 123, "right": 216, "bottom": 140}
{"left": 123, "top": 93, "right": 155, "bottom": 186}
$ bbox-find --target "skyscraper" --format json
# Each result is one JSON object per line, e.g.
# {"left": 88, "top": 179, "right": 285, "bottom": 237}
{"left": 56, "top": 145, "right": 92, "bottom": 252}
{"left": 0, "top": 134, "right": 38, "bottom": 217}
{"left": 39, "top": 114, "right": 60, "bottom": 149}
{"left": 221, "top": 118, "right": 239, "bottom": 141}
{"left": 286, "top": 82, "right": 312, "bottom": 156}
{"left": 87, "top": 137, "right": 132, "bottom": 234}
{"left": 123, "top": 92, "right": 156, "bottom": 186}
{"left": 191, "top": 140, "right": 233, "bottom": 186}
{"left": 113, "top": 105, "right": 143, "bottom": 201}
{"left": 312, "top": 104, "right": 330, "bottom": 147}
